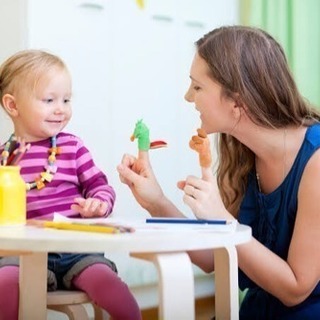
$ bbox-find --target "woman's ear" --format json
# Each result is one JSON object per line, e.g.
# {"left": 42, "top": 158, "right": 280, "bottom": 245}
{"left": 232, "top": 94, "right": 248, "bottom": 119}
{"left": 232, "top": 104, "right": 241, "bottom": 119}
{"left": 231, "top": 96, "right": 242, "bottom": 119}
{"left": 2, "top": 93, "right": 18, "bottom": 117}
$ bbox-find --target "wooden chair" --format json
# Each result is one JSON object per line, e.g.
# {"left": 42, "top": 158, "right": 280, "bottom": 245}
{"left": 47, "top": 290, "right": 106, "bottom": 320}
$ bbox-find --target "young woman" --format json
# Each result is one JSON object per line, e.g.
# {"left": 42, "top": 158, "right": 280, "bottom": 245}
{"left": 117, "top": 26, "right": 320, "bottom": 319}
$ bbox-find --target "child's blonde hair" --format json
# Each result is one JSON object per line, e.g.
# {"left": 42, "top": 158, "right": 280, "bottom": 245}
{"left": 0, "top": 49, "right": 69, "bottom": 106}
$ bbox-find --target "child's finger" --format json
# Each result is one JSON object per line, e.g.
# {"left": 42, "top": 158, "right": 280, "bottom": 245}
{"left": 71, "top": 204, "right": 80, "bottom": 212}
{"left": 73, "top": 197, "right": 85, "bottom": 205}
{"left": 98, "top": 202, "right": 108, "bottom": 216}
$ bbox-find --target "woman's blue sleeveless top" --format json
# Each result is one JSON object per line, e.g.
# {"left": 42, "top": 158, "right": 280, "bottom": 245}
{"left": 238, "top": 124, "right": 320, "bottom": 319}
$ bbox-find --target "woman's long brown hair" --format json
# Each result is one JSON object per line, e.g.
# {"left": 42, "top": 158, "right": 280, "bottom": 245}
{"left": 196, "top": 26, "right": 320, "bottom": 216}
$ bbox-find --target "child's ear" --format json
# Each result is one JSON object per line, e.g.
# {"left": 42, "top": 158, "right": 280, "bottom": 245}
{"left": 2, "top": 93, "right": 18, "bottom": 117}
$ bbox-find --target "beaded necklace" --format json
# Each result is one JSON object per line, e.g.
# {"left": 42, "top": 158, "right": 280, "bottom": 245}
{"left": 1, "top": 135, "right": 60, "bottom": 191}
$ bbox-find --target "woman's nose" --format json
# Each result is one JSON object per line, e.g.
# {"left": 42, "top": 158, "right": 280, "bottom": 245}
{"left": 184, "top": 87, "right": 193, "bottom": 102}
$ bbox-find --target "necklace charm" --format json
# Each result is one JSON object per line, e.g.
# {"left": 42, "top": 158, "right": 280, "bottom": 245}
{"left": 1, "top": 134, "right": 16, "bottom": 166}
{"left": 1, "top": 135, "right": 61, "bottom": 191}
{"left": 26, "top": 136, "right": 60, "bottom": 191}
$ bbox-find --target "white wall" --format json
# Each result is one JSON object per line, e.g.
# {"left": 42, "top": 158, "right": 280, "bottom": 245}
{"left": 0, "top": 0, "right": 239, "bottom": 308}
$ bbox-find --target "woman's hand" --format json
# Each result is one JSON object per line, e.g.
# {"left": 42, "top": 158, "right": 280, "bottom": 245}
{"left": 71, "top": 197, "right": 108, "bottom": 218}
{"left": 178, "top": 167, "right": 232, "bottom": 220}
{"left": 117, "top": 151, "right": 165, "bottom": 212}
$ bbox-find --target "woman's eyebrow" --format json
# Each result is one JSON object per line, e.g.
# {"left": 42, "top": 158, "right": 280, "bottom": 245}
{"left": 189, "top": 75, "right": 204, "bottom": 85}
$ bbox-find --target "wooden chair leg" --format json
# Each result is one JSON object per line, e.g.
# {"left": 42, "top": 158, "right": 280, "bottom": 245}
{"left": 93, "top": 303, "right": 106, "bottom": 320}
{"left": 48, "top": 304, "right": 89, "bottom": 320}
{"left": 47, "top": 290, "right": 108, "bottom": 320}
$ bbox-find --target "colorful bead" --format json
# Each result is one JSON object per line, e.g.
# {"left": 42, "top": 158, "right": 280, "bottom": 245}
{"left": 49, "top": 147, "right": 61, "bottom": 154}
{"left": 1, "top": 134, "right": 15, "bottom": 165}
{"left": 45, "top": 164, "right": 57, "bottom": 173}
{"left": 1, "top": 150, "right": 9, "bottom": 158}
{"left": 3, "top": 135, "right": 59, "bottom": 191}
{"left": 41, "top": 172, "right": 53, "bottom": 182}
{"left": 48, "top": 154, "right": 56, "bottom": 163}
{"left": 36, "top": 178, "right": 45, "bottom": 190}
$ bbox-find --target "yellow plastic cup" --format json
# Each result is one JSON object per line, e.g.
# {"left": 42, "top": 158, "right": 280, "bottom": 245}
{"left": 0, "top": 166, "right": 26, "bottom": 226}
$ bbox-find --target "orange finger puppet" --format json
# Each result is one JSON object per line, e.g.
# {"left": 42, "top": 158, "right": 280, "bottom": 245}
{"left": 189, "top": 128, "right": 212, "bottom": 168}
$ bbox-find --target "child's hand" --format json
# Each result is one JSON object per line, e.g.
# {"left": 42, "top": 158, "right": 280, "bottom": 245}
{"left": 71, "top": 197, "right": 108, "bottom": 218}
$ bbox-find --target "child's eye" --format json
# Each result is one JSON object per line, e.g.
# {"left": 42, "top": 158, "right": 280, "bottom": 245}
{"left": 43, "top": 98, "right": 53, "bottom": 103}
{"left": 64, "top": 98, "right": 71, "bottom": 103}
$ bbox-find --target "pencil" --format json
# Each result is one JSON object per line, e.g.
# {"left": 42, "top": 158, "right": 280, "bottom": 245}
{"left": 43, "top": 221, "right": 121, "bottom": 234}
{"left": 146, "top": 218, "right": 231, "bottom": 225}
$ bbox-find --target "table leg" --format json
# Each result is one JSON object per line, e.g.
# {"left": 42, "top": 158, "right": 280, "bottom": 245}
{"left": 131, "top": 252, "right": 195, "bottom": 320}
{"left": 19, "top": 252, "right": 48, "bottom": 320}
{"left": 213, "top": 246, "right": 239, "bottom": 320}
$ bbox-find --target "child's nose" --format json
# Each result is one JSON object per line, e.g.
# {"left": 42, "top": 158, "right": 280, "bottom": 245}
{"left": 54, "top": 103, "right": 64, "bottom": 114}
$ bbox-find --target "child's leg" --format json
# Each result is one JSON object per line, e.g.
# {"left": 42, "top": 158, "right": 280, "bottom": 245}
{"left": 72, "top": 263, "right": 141, "bottom": 320}
{"left": 0, "top": 266, "right": 19, "bottom": 320}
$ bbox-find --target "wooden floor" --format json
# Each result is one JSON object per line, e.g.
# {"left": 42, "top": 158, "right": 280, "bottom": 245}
{"left": 141, "top": 296, "right": 215, "bottom": 320}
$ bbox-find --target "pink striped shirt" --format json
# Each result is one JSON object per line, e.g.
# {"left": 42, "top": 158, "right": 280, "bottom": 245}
{"left": 1, "top": 132, "right": 115, "bottom": 219}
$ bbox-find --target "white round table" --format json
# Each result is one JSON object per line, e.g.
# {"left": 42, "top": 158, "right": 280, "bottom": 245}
{"left": 0, "top": 222, "right": 251, "bottom": 320}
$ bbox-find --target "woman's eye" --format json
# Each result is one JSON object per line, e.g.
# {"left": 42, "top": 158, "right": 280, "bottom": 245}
{"left": 193, "top": 86, "right": 201, "bottom": 91}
